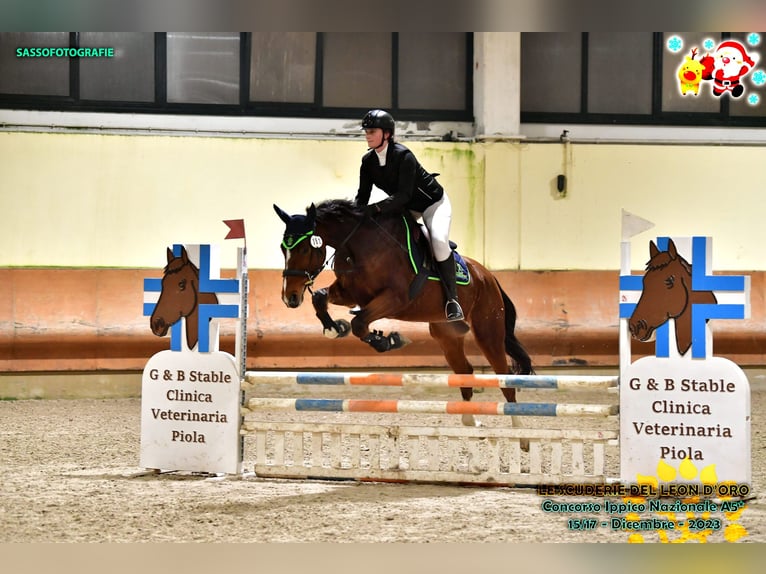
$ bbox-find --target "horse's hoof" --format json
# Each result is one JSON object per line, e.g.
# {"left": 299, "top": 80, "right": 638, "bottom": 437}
{"left": 510, "top": 415, "right": 529, "bottom": 452}
{"left": 323, "top": 319, "right": 351, "bottom": 339}
{"left": 387, "top": 332, "right": 411, "bottom": 351}
{"left": 335, "top": 319, "right": 351, "bottom": 338}
{"left": 323, "top": 327, "right": 339, "bottom": 339}
{"left": 461, "top": 414, "right": 484, "bottom": 427}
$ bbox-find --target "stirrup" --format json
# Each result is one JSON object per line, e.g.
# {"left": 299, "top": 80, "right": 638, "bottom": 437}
{"left": 445, "top": 299, "right": 464, "bottom": 321}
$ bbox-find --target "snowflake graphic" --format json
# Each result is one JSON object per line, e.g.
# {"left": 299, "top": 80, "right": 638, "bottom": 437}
{"left": 748, "top": 93, "right": 760, "bottom": 106}
{"left": 667, "top": 35, "right": 683, "bottom": 53}
{"left": 703, "top": 38, "right": 717, "bottom": 51}
{"left": 751, "top": 69, "right": 766, "bottom": 86}
{"left": 748, "top": 32, "right": 761, "bottom": 46}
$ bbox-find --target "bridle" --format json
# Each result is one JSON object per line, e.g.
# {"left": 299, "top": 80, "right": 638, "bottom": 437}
{"left": 280, "top": 216, "right": 366, "bottom": 294}
{"left": 281, "top": 231, "right": 326, "bottom": 293}
{"left": 280, "top": 207, "right": 413, "bottom": 297}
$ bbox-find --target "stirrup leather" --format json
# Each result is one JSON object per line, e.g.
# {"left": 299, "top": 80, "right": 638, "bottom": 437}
{"left": 445, "top": 298, "right": 464, "bottom": 321}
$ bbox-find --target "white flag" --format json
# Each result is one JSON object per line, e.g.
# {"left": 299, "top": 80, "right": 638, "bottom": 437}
{"left": 621, "top": 209, "right": 654, "bottom": 241}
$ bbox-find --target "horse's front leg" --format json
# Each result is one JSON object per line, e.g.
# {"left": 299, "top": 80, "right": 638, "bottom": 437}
{"left": 311, "top": 287, "right": 350, "bottom": 339}
{"left": 349, "top": 291, "right": 411, "bottom": 353}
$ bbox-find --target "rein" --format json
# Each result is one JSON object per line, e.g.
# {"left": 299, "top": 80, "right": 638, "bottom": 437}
{"left": 366, "top": 214, "right": 409, "bottom": 254}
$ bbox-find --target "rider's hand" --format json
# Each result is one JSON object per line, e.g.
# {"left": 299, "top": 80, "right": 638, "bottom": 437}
{"left": 363, "top": 204, "right": 381, "bottom": 217}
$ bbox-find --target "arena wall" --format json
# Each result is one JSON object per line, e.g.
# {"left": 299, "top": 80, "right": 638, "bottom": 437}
{"left": 1, "top": 131, "right": 763, "bottom": 381}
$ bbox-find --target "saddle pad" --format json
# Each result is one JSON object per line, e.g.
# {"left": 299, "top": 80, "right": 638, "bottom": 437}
{"left": 402, "top": 217, "right": 470, "bottom": 285}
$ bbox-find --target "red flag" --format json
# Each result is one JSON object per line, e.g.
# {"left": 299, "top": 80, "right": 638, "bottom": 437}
{"left": 223, "top": 219, "right": 245, "bottom": 240}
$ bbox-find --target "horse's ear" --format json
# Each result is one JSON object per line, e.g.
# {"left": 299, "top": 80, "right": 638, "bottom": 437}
{"left": 649, "top": 240, "right": 659, "bottom": 259}
{"left": 166, "top": 247, "right": 174, "bottom": 264}
{"left": 666, "top": 238, "right": 678, "bottom": 259}
{"left": 273, "top": 204, "right": 291, "bottom": 224}
{"left": 307, "top": 203, "right": 317, "bottom": 226}
{"left": 180, "top": 246, "right": 189, "bottom": 263}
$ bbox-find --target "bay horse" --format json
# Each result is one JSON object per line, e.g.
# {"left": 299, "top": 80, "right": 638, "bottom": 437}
{"left": 629, "top": 238, "right": 716, "bottom": 356}
{"left": 150, "top": 246, "right": 219, "bottom": 350}
{"left": 273, "top": 199, "right": 533, "bottom": 428}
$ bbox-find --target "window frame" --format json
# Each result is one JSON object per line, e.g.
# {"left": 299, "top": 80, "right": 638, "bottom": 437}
{"left": 520, "top": 32, "right": 766, "bottom": 128}
{"left": 0, "top": 32, "right": 474, "bottom": 123}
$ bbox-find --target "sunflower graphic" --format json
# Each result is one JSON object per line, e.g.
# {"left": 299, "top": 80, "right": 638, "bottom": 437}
{"left": 622, "top": 458, "right": 749, "bottom": 543}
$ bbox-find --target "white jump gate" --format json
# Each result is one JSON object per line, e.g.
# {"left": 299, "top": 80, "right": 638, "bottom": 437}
{"left": 241, "top": 421, "right": 617, "bottom": 485}
{"left": 240, "top": 372, "right": 619, "bottom": 486}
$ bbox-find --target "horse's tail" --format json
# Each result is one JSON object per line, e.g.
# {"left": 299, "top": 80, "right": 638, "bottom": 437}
{"left": 495, "top": 278, "right": 534, "bottom": 375}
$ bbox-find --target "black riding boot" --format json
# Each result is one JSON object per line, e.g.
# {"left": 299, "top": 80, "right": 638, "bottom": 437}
{"left": 436, "top": 253, "right": 464, "bottom": 321}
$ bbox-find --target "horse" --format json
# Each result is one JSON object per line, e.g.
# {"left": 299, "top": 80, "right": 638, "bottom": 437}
{"left": 150, "top": 246, "right": 219, "bottom": 350}
{"left": 629, "top": 238, "right": 717, "bottom": 356}
{"left": 273, "top": 199, "right": 533, "bottom": 428}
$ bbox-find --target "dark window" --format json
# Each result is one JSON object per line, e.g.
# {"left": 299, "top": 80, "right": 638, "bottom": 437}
{"left": 166, "top": 32, "right": 240, "bottom": 105}
{"left": 588, "top": 32, "right": 653, "bottom": 115}
{"left": 0, "top": 32, "right": 69, "bottom": 96}
{"left": 80, "top": 32, "right": 155, "bottom": 102}
{"left": 250, "top": 32, "right": 316, "bottom": 103}
{"left": 521, "top": 32, "right": 766, "bottom": 126}
{"left": 521, "top": 33, "right": 582, "bottom": 114}
{"left": 398, "top": 33, "right": 467, "bottom": 110}
{"left": 0, "top": 32, "right": 473, "bottom": 122}
{"left": 322, "top": 32, "right": 392, "bottom": 109}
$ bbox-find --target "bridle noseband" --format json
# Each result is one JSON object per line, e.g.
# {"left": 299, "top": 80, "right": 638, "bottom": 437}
{"left": 282, "top": 262, "right": 326, "bottom": 292}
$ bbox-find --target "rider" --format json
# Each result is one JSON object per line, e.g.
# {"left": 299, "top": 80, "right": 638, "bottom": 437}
{"left": 354, "top": 109, "right": 464, "bottom": 322}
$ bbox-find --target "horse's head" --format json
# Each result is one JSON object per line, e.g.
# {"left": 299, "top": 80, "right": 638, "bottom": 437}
{"left": 273, "top": 203, "right": 327, "bottom": 308}
{"left": 150, "top": 246, "right": 200, "bottom": 336}
{"left": 629, "top": 239, "right": 692, "bottom": 342}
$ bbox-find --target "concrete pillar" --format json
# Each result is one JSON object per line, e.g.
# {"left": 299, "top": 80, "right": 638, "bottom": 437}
{"left": 473, "top": 32, "right": 521, "bottom": 139}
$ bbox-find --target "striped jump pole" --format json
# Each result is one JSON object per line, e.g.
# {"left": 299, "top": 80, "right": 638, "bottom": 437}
{"left": 246, "top": 397, "right": 619, "bottom": 417}
{"left": 244, "top": 371, "right": 618, "bottom": 390}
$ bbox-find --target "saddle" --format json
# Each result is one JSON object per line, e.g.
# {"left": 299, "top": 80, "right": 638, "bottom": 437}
{"left": 401, "top": 212, "right": 470, "bottom": 300}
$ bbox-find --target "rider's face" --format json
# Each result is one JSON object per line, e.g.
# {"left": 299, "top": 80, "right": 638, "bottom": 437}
{"left": 364, "top": 128, "right": 387, "bottom": 150}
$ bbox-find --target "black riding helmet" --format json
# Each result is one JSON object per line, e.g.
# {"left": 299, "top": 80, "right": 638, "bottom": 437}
{"left": 361, "top": 109, "right": 395, "bottom": 137}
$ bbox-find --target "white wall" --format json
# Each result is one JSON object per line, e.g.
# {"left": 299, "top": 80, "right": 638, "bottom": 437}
{"left": 1, "top": 130, "right": 763, "bottom": 272}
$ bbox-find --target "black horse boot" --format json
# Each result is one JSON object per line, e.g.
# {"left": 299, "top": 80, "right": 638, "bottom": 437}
{"left": 436, "top": 253, "right": 464, "bottom": 321}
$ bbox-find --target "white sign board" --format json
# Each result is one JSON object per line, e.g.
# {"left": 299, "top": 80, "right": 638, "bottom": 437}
{"left": 140, "top": 349, "right": 241, "bottom": 474}
{"left": 620, "top": 355, "right": 751, "bottom": 485}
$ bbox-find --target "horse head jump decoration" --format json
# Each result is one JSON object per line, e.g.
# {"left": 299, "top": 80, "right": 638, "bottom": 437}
{"left": 629, "top": 238, "right": 717, "bottom": 356}
{"left": 150, "top": 246, "right": 219, "bottom": 350}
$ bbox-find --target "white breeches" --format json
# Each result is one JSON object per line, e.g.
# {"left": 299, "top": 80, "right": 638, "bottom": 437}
{"left": 412, "top": 194, "right": 453, "bottom": 262}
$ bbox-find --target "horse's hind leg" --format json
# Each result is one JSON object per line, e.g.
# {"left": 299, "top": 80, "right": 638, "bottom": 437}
{"left": 428, "top": 322, "right": 480, "bottom": 426}
{"left": 471, "top": 315, "right": 530, "bottom": 450}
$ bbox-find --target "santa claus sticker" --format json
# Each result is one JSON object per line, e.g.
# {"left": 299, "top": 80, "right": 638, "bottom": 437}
{"left": 669, "top": 34, "right": 763, "bottom": 104}
{"left": 703, "top": 40, "right": 758, "bottom": 98}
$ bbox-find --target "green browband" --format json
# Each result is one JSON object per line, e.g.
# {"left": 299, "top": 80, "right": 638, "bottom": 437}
{"left": 282, "top": 230, "right": 313, "bottom": 250}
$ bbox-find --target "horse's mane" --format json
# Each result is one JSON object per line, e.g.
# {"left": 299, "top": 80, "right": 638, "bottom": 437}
{"left": 314, "top": 198, "right": 402, "bottom": 225}
{"left": 646, "top": 250, "right": 692, "bottom": 275}
{"left": 314, "top": 198, "right": 362, "bottom": 222}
